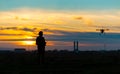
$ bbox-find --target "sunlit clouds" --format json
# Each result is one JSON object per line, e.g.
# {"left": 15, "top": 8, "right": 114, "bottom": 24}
{"left": 21, "top": 41, "right": 35, "bottom": 45}
{"left": 0, "top": 8, "right": 120, "bottom": 41}
{"left": 0, "top": 8, "right": 120, "bottom": 50}
{"left": 0, "top": 8, "right": 120, "bottom": 33}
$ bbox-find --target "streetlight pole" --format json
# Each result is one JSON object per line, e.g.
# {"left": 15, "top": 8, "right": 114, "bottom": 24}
{"left": 96, "top": 28, "right": 109, "bottom": 50}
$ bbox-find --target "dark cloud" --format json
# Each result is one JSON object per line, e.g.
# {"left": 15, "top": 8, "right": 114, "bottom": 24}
{"left": 43, "top": 29, "right": 120, "bottom": 44}
{"left": 21, "top": 27, "right": 37, "bottom": 32}
{"left": 0, "top": 38, "right": 35, "bottom": 41}
{"left": 0, "top": 27, "right": 120, "bottom": 45}
{"left": 0, "top": 27, "right": 37, "bottom": 32}
{"left": 0, "top": 27, "right": 38, "bottom": 36}
{"left": 0, "top": 34, "right": 24, "bottom": 36}
{"left": 0, "top": 27, "right": 18, "bottom": 30}
{"left": 74, "top": 16, "right": 83, "bottom": 20}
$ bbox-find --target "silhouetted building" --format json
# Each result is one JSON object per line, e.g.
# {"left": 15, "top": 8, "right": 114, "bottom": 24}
{"left": 0, "top": 50, "right": 11, "bottom": 53}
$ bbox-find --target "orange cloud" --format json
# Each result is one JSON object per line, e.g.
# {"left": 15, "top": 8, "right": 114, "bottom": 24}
{"left": 0, "top": 8, "right": 120, "bottom": 33}
{"left": 74, "top": 16, "right": 94, "bottom": 26}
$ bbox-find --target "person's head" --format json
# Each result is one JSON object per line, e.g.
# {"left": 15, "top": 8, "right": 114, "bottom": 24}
{"left": 39, "top": 31, "right": 43, "bottom": 36}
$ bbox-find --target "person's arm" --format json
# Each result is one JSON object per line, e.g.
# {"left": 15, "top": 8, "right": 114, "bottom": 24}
{"left": 43, "top": 37, "right": 46, "bottom": 46}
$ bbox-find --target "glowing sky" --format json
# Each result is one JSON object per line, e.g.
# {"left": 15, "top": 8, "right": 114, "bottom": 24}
{"left": 0, "top": 0, "right": 120, "bottom": 51}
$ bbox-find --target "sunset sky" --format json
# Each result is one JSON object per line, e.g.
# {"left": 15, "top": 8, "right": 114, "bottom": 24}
{"left": 0, "top": 0, "right": 120, "bottom": 51}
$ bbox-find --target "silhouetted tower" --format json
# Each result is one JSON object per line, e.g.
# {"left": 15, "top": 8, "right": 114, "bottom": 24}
{"left": 74, "top": 41, "right": 79, "bottom": 53}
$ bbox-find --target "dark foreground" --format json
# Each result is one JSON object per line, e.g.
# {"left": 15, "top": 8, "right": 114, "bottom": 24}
{"left": 0, "top": 50, "right": 120, "bottom": 74}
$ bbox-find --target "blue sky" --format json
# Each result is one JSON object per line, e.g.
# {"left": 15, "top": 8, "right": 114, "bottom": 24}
{"left": 0, "top": 0, "right": 120, "bottom": 11}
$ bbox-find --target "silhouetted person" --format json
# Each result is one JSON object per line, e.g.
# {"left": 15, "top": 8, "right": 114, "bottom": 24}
{"left": 36, "top": 31, "right": 46, "bottom": 64}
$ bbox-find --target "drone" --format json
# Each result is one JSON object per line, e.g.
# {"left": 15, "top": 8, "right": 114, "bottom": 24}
{"left": 96, "top": 28, "right": 109, "bottom": 34}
